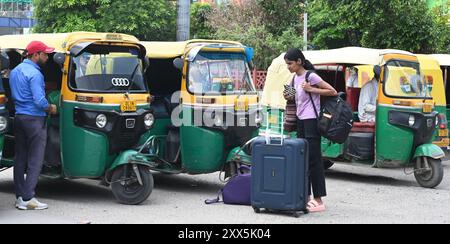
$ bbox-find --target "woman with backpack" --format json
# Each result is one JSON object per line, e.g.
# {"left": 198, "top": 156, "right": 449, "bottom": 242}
{"left": 284, "top": 48, "right": 337, "bottom": 213}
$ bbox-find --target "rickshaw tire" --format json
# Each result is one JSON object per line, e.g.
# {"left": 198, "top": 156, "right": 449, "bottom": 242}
{"left": 111, "top": 165, "right": 154, "bottom": 205}
{"left": 323, "top": 159, "right": 334, "bottom": 170}
{"left": 414, "top": 158, "right": 444, "bottom": 189}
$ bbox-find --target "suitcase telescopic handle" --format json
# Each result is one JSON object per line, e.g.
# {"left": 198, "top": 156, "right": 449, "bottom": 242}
{"left": 264, "top": 110, "right": 284, "bottom": 146}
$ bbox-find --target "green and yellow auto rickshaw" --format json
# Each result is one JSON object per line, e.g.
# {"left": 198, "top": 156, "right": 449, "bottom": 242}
{"left": 417, "top": 54, "right": 449, "bottom": 149}
{"left": 0, "top": 32, "right": 156, "bottom": 204}
{"left": 263, "top": 47, "right": 445, "bottom": 188}
{"left": 0, "top": 50, "right": 10, "bottom": 164}
{"left": 431, "top": 54, "right": 450, "bottom": 138}
{"left": 136, "top": 40, "right": 260, "bottom": 176}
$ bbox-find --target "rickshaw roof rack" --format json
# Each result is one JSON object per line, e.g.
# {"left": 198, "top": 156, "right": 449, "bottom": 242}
{"left": 0, "top": 32, "right": 140, "bottom": 53}
{"left": 430, "top": 54, "right": 450, "bottom": 66}
{"left": 141, "top": 39, "right": 245, "bottom": 59}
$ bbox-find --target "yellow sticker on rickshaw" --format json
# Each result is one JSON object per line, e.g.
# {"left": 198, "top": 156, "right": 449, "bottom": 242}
{"left": 235, "top": 101, "right": 248, "bottom": 111}
{"left": 121, "top": 100, "right": 137, "bottom": 112}
{"left": 439, "top": 129, "right": 448, "bottom": 137}
{"left": 268, "top": 115, "right": 278, "bottom": 124}
{"left": 423, "top": 104, "right": 432, "bottom": 113}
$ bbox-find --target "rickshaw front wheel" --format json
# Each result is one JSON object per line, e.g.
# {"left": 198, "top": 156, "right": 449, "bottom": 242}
{"left": 111, "top": 165, "right": 154, "bottom": 205}
{"left": 414, "top": 157, "right": 444, "bottom": 189}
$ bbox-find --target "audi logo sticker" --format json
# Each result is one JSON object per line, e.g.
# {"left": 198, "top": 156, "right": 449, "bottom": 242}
{"left": 111, "top": 78, "right": 130, "bottom": 87}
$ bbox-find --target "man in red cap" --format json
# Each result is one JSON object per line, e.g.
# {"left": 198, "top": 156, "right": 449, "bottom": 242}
{"left": 9, "top": 40, "right": 58, "bottom": 210}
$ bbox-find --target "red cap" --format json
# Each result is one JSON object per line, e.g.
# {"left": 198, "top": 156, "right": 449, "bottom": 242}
{"left": 26, "top": 41, "right": 55, "bottom": 55}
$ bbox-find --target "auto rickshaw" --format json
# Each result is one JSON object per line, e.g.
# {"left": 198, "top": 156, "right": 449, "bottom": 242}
{"left": 137, "top": 40, "right": 260, "bottom": 176}
{"left": 0, "top": 32, "right": 156, "bottom": 204}
{"left": 417, "top": 54, "right": 449, "bottom": 149}
{"left": 262, "top": 47, "right": 445, "bottom": 188}
{"left": 431, "top": 54, "right": 450, "bottom": 138}
{"left": 0, "top": 51, "right": 10, "bottom": 164}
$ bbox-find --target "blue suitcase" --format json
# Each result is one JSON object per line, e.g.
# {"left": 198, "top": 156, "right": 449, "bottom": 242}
{"left": 251, "top": 136, "right": 309, "bottom": 217}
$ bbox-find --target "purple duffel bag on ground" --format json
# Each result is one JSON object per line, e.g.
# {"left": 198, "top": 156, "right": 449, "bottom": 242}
{"left": 205, "top": 165, "right": 251, "bottom": 205}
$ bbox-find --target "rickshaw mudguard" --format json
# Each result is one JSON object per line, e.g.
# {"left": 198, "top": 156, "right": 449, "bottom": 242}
{"left": 107, "top": 150, "right": 155, "bottom": 173}
{"left": 413, "top": 144, "right": 445, "bottom": 160}
{"left": 226, "top": 147, "right": 252, "bottom": 165}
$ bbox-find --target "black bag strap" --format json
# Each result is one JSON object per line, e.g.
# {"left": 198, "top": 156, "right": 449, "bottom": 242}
{"left": 305, "top": 71, "right": 320, "bottom": 119}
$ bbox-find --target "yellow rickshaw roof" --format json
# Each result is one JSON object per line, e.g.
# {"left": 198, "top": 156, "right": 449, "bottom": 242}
{"left": 261, "top": 47, "right": 416, "bottom": 108}
{"left": 141, "top": 39, "right": 244, "bottom": 59}
{"left": 303, "top": 47, "right": 414, "bottom": 65}
{"left": 417, "top": 54, "right": 441, "bottom": 70}
{"left": 430, "top": 54, "right": 450, "bottom": 66}
{"left": 0, "top": 32, "right": 140, "bottom": 52}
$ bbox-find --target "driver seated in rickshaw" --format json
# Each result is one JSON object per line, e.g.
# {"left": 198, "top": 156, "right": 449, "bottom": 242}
{"left": 358, "top": 66, "right": 380, "bottom": 123}
{"left": 189, "top": 63, "right": 210, "bottom": 93}
{"left": 73, "top": 53, "right": 91, "bottom": 77}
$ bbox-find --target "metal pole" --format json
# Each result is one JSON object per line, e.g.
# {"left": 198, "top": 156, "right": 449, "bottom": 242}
{"left": 177, "top": 0, "right": 191, "bottom": 41}
{"left": 303, "top": 13, "right": 308, "bottom": 51}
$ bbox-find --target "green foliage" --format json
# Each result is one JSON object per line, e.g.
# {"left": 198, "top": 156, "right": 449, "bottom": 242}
{"left": 257, "top": 0, "right": 305, "bottom": 36}
{"left": 33, "top": 0, "right": 176, "bottom": 41}
{"left": 207, "top": 0, "right": 304, "bottom": 69}
{"left": 308, "top": 0, "right": 450, "bottom": 53}
{"left": 190, "top": 3, "right": 214, "bottom": 39}
{"left": 97, "top": 1, "right": 176, "bottom": 41}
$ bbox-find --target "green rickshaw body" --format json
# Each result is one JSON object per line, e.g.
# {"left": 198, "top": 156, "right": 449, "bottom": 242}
{"left": 60, "top": 102, "right": 151, "bottom": 178}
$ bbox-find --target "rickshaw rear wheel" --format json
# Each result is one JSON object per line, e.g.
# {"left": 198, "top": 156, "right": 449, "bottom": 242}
{"left": 111, "top": 165, "right": 154, "bottom": 205}
{"left": 414, "top": 157, "right": 443, "bottom": 189}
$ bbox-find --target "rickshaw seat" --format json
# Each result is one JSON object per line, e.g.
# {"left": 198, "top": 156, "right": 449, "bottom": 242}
{"left": 346, "top": 88, "right": 361, "bottom": 112}
{"left": 351, "top": 122, "right": 375, "bottom": 133}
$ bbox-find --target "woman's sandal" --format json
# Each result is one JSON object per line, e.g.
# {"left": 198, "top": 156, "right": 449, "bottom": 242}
{"left": 307, "top": 199, "right": 326, "bottom": 213}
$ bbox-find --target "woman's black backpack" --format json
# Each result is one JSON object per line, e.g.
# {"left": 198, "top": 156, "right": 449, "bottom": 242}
{"left": 306, "top": 71, "right": 353, "bottom": 144}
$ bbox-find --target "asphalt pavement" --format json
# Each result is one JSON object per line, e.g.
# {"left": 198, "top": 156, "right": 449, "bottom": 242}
{"left": 1, "top": 160, "right": 449, "bottom": 224}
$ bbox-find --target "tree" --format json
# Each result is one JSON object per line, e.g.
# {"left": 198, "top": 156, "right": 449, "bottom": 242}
{"left": 308, "top": 0, "right": 450, "bottom": 53}
{"left": 207, "top": 0, "right": 304, "bottom": 69}
{"left": 97, "top": 0, "right": 176, "bottom": 41}
{"left": 33, "top": 0, "right": 177, "bottom": 41}
{"left": 33, "top": 0, "right": 102, "bottom": 33}
{"left": 257, "top": 0, "right": 305, "bottom": 36}
{"left": 190, "top": 2, "right": 214, "bottom": 39}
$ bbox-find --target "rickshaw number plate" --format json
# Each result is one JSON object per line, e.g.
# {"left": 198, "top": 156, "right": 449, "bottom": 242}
{"left": 439, "top": 129, "right": 448, "bottom": 137}
{"left": 423, "top": 104, "right": 432, "bottom": 113}
{"left": 121, "top": 100, "right": 137, "bottom": 112}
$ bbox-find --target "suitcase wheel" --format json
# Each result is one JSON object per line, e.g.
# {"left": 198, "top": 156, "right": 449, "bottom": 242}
{"left": 253, "top": 207, "right": 261, "bottom": 213}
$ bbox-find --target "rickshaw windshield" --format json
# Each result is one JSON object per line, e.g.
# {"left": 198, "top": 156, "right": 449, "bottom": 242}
{"left": 383, "top": 60, "right": 431, "bottom": 99}
{"left": 187, "top": 51, "right": 255, "bottom": 95}
{"left": 69, "top": 45, "right": 147, "bottom": 93}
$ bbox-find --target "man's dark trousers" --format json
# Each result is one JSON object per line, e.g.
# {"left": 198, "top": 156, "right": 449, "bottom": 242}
{"left": 14, "top": 115, "right": 47, "bottom": 201}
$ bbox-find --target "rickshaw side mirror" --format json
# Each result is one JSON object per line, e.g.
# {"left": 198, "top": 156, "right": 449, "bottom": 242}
{"left": 373, "top": 65, "right": 382, "bottom": 79}
{"left": 53, "top": 53, "right": 66, "bottom": 68}
{"left": 173, "top": 58, "right": 184, "bottom": 70}
{"left": 0, "top": 52, "right": 10, "bottom": 70}
{"left": 143, "top": 57, "right": 150, "bottom": 72}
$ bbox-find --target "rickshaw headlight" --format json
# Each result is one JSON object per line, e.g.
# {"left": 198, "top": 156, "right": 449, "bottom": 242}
{"left": 0, "top": 116, "right": 7, "bottom": 133}
{"left": 408, "top": 115, "right": 415, "bottom": 127}
{"left": 96, "top": 114, "right": 107, "bottom": 128}
{"left": 144, "top": 113, "right": 155, "bottom": 129}
{"left": 214, "top": 113, "right": 223, "bottom": 127}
